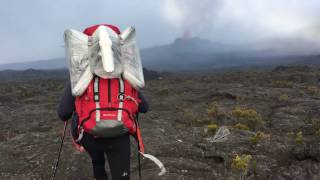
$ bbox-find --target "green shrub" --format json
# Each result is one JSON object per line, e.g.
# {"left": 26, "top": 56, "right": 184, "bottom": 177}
{"left": 17, "top": 88, "right": 34, "bottom": 99}
{"left": 236, "top": 96, "right": 246, "bottom": 103}
{"left": 249, "top": 131, "right": 266, "bottom": 145}
{"left": 233, "top": 123, "right": 250, "bottom": 131}
{"left": 231, "top": 154, "right": 252, "bottom": 172}
{"left": 306, "top": 86, "right": 319, "bottom": 96}
{"left": 286, "top": 132, "right": 295, "bottom": 137}
{"left": 54, "top": 84, "right": 65, "bottom": 91}
{"left": 183, "top": 108, "right": 195, "bottom": 120}
{"left": 272, "top": 80, "right": 293, "bottom": 88}
{"left": 207, "top": 124, "right": 218, "bottom": 134}
{"left": 278, "top": 94, "right": 289, "bottom": 102}
{"left": 311, "top": 118, "right": 320, "bottom": 135}
{"left": 206, "top": 102, "right": 225, "bottom": 120}
{"left": 231, "top": 107, "right": 261, "bottom": 120}
{"left": 295, "top": 131, "right": 304, "bottom": 144}
{"left": 231, "top": 107, "right": 262, "bottom": 130}
{"left": 207, "top": 102, "right": 219, "bottom": 117}
{"left": 299, "top": 90, "right": 305, "bottom": 96}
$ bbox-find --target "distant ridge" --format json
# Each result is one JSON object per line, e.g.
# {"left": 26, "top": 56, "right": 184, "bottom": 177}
{"left": 0, "top": 68, "right": 68, "bottom": 81}
{"left": 1, "top": 37, "right": 319, "bottom": 72}
{"left": 0, "top": 58, "right": 66, "bottom": 70}
{"left": 141, "top": 37, "right": 320, "bottom": 71}
{"left": 0, "top": 68, "right": 159, "bottom": 82}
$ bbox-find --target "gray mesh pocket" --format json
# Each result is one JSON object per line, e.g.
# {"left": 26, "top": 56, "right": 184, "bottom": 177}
{"left": 90, "top": 120, "right": 129, "bottom": 138}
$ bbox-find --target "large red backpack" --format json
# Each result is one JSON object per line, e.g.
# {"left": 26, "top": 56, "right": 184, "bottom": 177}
{"left": 75, "top": 76, "right": 140, "bottom": 137}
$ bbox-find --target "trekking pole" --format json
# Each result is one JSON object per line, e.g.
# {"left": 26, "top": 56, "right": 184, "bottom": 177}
{"left": 51, "top": 121, "right": 68, "bottom": 180}
{"left": 138, "top": 151, "right": 142, "bottom": 180}
{"left": 135, "top": 114, "right": 142, "bottom": 180}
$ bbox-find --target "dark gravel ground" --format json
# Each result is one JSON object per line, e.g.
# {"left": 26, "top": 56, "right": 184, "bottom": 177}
{"left": 0, "top": 66, "right": 320, "bottom": 180}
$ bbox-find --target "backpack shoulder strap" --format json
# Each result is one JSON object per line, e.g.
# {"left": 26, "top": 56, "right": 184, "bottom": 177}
{"left": 94, "top": 77, "right": 101, "bottom": 122}
{"left": 94, "top": 76, "right": 100, "bottom": 102}
{"left": 117, "top": 77, "right": 125, "bottom": 121}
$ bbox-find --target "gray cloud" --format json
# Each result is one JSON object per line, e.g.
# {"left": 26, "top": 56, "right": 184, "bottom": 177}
{"left": 0, "top": 0, "right": 174, "bottom": 64}
{"left": 1, "top": 0, "right": 319, "bottom": 64}
{"left": 162, "top": 0, "right": 320, "bottom": 44}
{"left": 162, "top": 0, "right": 222, "bottom": 36}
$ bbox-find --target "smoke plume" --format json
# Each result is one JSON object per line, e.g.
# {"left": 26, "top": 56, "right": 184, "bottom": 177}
{"left": 163, "top": 0, "right": 222, "bottom": 36}
{"left": 162, "top": 0, "right": 320, "bottom": 47}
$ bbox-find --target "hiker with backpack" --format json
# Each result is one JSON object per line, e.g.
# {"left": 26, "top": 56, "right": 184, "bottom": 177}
{"left": 57, "top": 78, "right": 148, "bottom": 180}
{"left": 55, "top": 24, "right": 165, "bottom": 180}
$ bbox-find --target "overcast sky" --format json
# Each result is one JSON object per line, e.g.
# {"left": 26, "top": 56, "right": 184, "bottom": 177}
{"left": 0, "top": 0, "right": 319, "bottom": 64}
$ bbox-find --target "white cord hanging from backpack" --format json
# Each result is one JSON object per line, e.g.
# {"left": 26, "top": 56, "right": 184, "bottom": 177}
{"left": 139, "top": 152, "right": 167, "bottom": 176}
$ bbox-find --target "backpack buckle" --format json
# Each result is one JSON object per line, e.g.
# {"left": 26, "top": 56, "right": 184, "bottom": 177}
{"left": 118, "top": 93, "right": 125, "bottom": 101}
{"left": 94, "top": 93, "right": 100, "bottom": 102}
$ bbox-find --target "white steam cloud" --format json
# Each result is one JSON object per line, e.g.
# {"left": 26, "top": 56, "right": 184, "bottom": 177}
{"left": 162, "top": 0, "right": 320, "bottom": 45}
{"left": 163, "top": 0, "right": 222, "bottom": 36}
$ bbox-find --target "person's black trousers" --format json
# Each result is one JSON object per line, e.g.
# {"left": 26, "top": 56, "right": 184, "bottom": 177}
{"left": 81, "top": 132, "right": 131, "bottom": 180}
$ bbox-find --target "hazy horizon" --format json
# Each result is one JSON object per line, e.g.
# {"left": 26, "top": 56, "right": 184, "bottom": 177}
{"left": 1, "top": 0, "right": 319, "bottom": 64}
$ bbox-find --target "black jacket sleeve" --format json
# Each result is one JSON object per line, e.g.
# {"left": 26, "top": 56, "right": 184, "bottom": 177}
{"left": 57, "top": 82, "right": 75, "bottom": 121}
{"left": 138, "top": 91, "right": 149, "bottom": 113}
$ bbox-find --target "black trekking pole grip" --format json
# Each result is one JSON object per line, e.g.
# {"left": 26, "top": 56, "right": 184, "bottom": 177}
{"left": 51, "top": 121, "right": 68, "bottom": 180}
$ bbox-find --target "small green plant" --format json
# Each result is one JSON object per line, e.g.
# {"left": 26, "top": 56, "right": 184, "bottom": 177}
{"left": 306, "top": 86, "right": 319, "bottom": 96}
{"left": 278, "top": 94, "right": 289, "bottom": 102}
{"left": 249, "top": 131, "right": 266, "bottom": 145}
{"left": 231, "top": 154, "right": 252, "bottom": 172}
{"left": 311, "top": 118, "right": 320, "bottom": 135}
{"left": 236, "top": 96, "right": 246, "bottom": 103}
{"left": 231, "top": 107, "right": 261, "bottom": 120}
{"left": 233, "top": 123, "right": 250, "bottom": 131}
{"left": 191, "top": 118, "right": 212, "bottom": 126}
{"left": 155, "top": 87, "right": 170, "bottom": 96}
{"left": 295, "top": 131, "right": 304, "bottom": 144}
{"left": 207, "top": 102, "right": 219, "bottom": 117}
{"left": 231, "top": 107, "right": 262, "bottom": 130}
{"left": 183, "top": 108, "right": 195, "bottom": 120}
{"left": 207, "top": 124, "right": 218, "bottom": 134}
{"left": 47, "top": 95, "right": 58, "bottom": 103}
{"left": 206, "top": 102, "right": 225, "bottom": 120}
{"left": 299, "top": 90, "right": 305, "bottom": 96}
{"left": 55, "top": 84, "right": 65, "bottom": 91}
{"left": 17, "top": 88, "right": 34, "bottom": 99}
{"left": 286, "top": 132, "right": 295, "bottom": 137}
{"left": 272, "top": 80, "right": 293, "bottom": 88}
{"left": 183, "top": 108, "right": 205, "bottom": 127}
